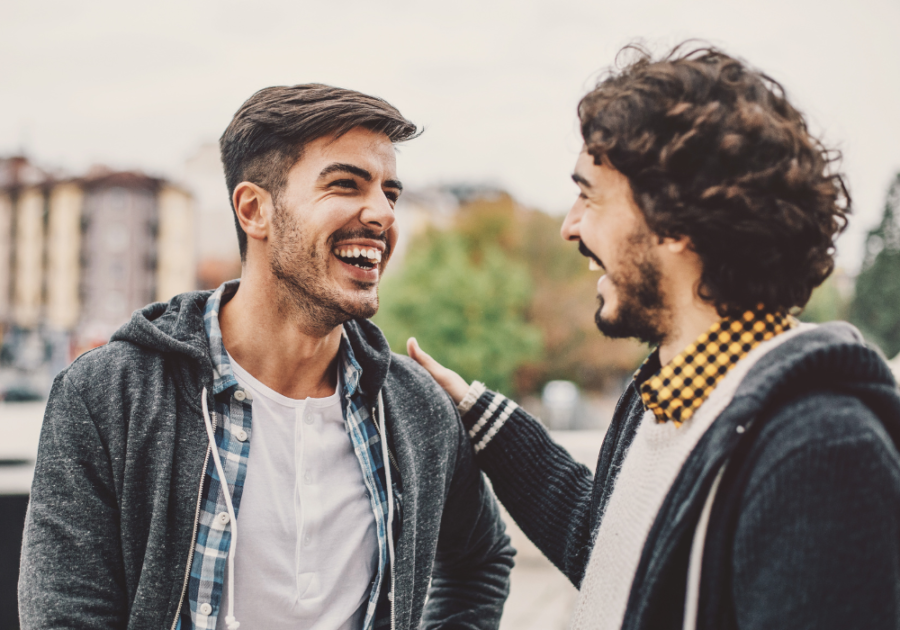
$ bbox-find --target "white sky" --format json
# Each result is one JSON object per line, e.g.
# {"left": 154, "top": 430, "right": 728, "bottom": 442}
{"left": 2, "top": 0, "right": 898, "bottom": 270}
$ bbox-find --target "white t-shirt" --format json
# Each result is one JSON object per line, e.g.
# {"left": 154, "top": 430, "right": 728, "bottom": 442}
{"left": 215, "top": 355, "right": 379, "bottom": 630}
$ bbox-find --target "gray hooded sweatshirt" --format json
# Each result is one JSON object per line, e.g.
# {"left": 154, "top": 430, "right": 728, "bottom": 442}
{"left": 18, "top": 290, "right": 514, "bottom": 630}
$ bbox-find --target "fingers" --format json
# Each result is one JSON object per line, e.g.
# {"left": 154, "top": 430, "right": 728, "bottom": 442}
{"left": 406, "top": 337, "right": 470, "bottom": 405}
{"left": 407, "top": 337, "right": 436, "bottom": 370}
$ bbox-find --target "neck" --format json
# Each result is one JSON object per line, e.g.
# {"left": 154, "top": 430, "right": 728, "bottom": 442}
{"left": 657, "top": 291, "right": 721, "bottom": 366}
{"left": 219, "top": 268, "right": 342, "bottom": 400}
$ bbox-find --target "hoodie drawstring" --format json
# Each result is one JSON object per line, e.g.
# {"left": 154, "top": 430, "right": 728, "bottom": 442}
{"left": 201, "top": 388, "right": 241, "bottom": 630}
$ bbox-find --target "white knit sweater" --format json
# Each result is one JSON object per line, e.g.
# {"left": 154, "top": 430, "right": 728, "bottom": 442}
{"left": 569, "top": 324, "right": 814, "bottom": 630}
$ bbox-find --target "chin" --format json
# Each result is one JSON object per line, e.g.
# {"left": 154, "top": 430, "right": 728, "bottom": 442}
{"left": 594, "top": 297, "right": 665, "bottom": 346}
{"left": 339, "top": 292, "right": 379, "bottom": 320}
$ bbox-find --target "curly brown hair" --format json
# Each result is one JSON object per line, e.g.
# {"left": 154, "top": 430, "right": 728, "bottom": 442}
{"left": 578, "top": 43, "right": 850, "bottom": 316}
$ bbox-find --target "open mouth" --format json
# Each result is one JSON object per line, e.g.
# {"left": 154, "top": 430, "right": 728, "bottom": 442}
{"left": 333, "top": 246, "right": 383, "bottom": 271}
{"left": 578, "top": 241, "right": 605, "bottom": 271}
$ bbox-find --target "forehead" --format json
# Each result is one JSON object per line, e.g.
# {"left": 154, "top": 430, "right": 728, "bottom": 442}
{"left": 301, "top": 127, "right": 397, "bottom": 172}
{"left": 576, "top": 150, "right": 639, "bottom": 199}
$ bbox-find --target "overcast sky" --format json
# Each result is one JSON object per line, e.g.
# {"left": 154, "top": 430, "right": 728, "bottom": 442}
{"left": 2, "top": 0, "right": 898, "bottom": 270}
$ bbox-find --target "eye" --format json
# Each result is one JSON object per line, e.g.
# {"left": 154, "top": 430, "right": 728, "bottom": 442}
{"left": 384, "top": 190, "right": 400, "bottom": 204}
{"left": 330, "top": 179, "right": 358, "bottom": 191}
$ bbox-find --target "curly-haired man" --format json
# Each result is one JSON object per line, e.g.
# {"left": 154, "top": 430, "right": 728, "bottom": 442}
{"left": 410, "top": 45, "right": 900, "bottom": 630}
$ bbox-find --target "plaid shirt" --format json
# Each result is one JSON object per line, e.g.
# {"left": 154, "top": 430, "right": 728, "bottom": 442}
{"left": 636, "top": 308, "right": 796, "bottom": 426}
{"left": 177, "top": 280, "right": 392, "bottom": 630}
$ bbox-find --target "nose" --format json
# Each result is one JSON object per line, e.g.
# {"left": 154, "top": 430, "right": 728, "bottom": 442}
{"left": 560, "top": 200, "right": 583, "bottom": 242}
{"left": 359, "top": 192, "right": 396, "bottom": 233}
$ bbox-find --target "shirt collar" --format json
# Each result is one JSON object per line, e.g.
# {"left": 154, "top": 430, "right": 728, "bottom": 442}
{"left": 339, "top": 329, "right": 365, "bottom": 399}
{"left": 635, "top": 308, "right": 796, "bottom": 426}
{"left": 204, "top": 280, "right": 241, "bottom": 395}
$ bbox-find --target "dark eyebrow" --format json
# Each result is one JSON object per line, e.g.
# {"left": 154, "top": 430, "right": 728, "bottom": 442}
{"left": 571, "top": 172, "right": 592, "bottom": 188}
{"left": 319, "top": 162, "right": 403, "bottom": 191}
{"left": 319, "top": 163, "right": 372, "bottom": 181}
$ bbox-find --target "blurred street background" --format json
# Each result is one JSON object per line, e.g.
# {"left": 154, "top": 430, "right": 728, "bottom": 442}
{"left": 2, "top": 0, "right": 899, "bottom": 627}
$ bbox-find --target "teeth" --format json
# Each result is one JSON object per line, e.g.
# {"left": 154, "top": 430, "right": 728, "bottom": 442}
{"left": 589, "top": 258, "right": 601, "bottom": 271}
{"left": 333, "top": 245, "right": 383, "bottom": 264}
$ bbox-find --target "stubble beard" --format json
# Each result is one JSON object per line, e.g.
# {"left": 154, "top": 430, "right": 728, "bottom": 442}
{"left": 269, "top": 207, "right": 383, "bottom": 334}
{"left": 594, "top": 230, "right": 668, "bottom": 347}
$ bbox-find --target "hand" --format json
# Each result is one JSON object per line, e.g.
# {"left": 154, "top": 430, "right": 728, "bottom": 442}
{"left": 406, "top": 338, "right": 470, "bottom": 405}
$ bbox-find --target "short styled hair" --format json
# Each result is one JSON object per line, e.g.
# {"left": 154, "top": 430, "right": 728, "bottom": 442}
{"left": 578, "top": 44, "right": 850, "bottom": 316}
{"left": 220, "top": 84, "right": 420, "bottom": 259}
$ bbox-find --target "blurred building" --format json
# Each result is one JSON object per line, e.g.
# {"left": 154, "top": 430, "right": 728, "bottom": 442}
{"left": 0, "top": 157, "right": 194, "bottom": 391}
{"left": 183, "top": 143, "right": 242, "bottom": 289}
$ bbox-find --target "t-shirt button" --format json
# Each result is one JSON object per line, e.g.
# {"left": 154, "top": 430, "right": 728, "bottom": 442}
{"left": 304, "top": 414, "right": 314, "bottom": 425}
{"left": 199, "top": 602, "right": 212, "bottom": 615}
{"left": 236, "top": 429, "right": 248, "bottom": 442}
{"left": 217, "top": 511, "right": 230, "bottom": 525}
{"left": 234, "top": 390, "right": 246, "bottom": 401}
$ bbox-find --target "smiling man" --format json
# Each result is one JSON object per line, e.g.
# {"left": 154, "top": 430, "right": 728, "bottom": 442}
{"left": 410, "top": 47, "right": 900, "bottom": 629}
{"left": 19, "top": 84, "right": 514, "bottom": 630}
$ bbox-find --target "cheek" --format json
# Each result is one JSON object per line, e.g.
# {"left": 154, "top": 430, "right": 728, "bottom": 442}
{"left": 386, "top": 225, "right": 399, "bottom": 252}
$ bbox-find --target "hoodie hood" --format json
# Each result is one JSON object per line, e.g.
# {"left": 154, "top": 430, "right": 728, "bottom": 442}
{"left": 730, "top": 320, "right": 898, "bottom": 419}
{"left": 342, "top": 317, "right": 393, "bottom": 401}
{"left": 111, "top": 291, "right": 214, "bottom": 367}
{"left": 110, "top": 288, "right": 395, "bottom": 403}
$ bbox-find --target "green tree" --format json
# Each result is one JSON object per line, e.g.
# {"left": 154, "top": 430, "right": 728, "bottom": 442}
{"left": 375, "top": 229, "right": 542, "bottom": 396}
{"left": 799, "top": 274, "right": 847, "bottom": 324}
{"left": 851, "top": 172, "right": 900, "bottom": 357}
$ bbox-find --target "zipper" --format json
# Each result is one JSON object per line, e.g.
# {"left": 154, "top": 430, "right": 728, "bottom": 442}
{"left": 170, "top": 444, "right": 211, "bottom": 630}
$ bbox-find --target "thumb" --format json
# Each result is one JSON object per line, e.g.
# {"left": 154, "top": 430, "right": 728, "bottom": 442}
{"left": 406, "top": 338, "right": 470, "bottom": 405}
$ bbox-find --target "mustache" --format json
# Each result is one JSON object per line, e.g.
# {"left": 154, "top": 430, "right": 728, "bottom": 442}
{"left": 578, "top": 241, "right": 603, "bottom": 267}
{"left": 330, "top": 228, "right": 391, "bottom": 257}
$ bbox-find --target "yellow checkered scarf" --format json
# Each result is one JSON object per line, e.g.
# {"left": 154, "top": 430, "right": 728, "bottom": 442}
{"left": 637, "top": 309, "right": 797, "bottom": 426}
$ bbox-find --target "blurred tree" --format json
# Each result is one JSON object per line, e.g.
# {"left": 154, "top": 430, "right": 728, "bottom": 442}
{"left": 375, "top": 228, "right": 542, "bottom": 396}
{"left": 851, "top": 172, "right": 900, "bottom": 358}
{"left": 799, "top": 273, "right": 848, "bottom": 323}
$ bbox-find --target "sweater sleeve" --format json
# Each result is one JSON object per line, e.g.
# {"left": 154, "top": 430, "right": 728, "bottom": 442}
{"left": 460, "top": 389, "right": 597, "bottom": 587}
{"left": 730, "top": 393, "right": 900, "bottom": 630}
{"left": 18, "top": 372, "right": 128, "bottom": 630}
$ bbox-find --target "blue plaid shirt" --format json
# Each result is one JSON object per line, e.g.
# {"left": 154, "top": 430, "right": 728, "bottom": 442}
{"left": 177, "top": 280, "right": 392, "bottom": 629}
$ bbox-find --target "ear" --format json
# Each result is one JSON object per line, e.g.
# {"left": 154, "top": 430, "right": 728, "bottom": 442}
{"left": 233, "top": 182, "right": 273, "bottom": 244}
{"left": 662, "top": 234, "right": 692, "bottom": 254}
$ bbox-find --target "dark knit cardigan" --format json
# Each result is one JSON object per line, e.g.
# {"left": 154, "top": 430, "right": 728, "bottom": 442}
{"left": 463, "top": 322, "right": 900, "bottom": 630}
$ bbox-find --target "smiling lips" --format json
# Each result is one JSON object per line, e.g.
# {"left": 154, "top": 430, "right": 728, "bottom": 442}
{"left": 333, "top": 245, "right": 383, "bottom": 270}
{"left": 578, "top": 241, "right": 605, "bottom": 272}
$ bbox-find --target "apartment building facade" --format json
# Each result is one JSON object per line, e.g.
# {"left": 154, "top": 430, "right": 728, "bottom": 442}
{"left": 0, "top": 157, "right": 194, "bottom": 380}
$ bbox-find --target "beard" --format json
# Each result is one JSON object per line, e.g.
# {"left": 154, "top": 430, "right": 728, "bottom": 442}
{"left": 268, "top": 204, "right": 387, "bottom": 332}
{"left": 593, "top": 229, "right": 668, "bottom": 346}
